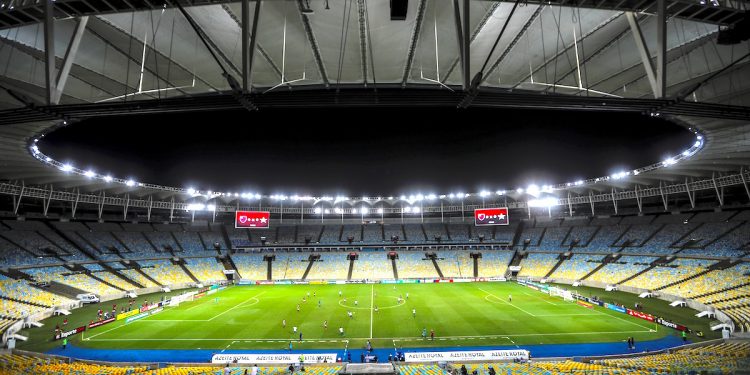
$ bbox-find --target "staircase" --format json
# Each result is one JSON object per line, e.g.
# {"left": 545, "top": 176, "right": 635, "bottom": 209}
{"left": 0, "top": 295, "right": 50, "bottom": 309}
{"left": 580, "top": 254, "right": 617, "bottom": 281}
{"left": 101, "top": 263, "right": 143, "bottom": 289}
{"left": 220, "top": 225, "right": 234, "bottom": 253}
{"left": 347, "top": 258, "right": 355, "bottom": 280}
{"left": 544, "top": 253, "right": 570, "bottom": 278}
{"left": 431, "top": 257, "right": 444, "bottom": 278}
{"left": 301, "top": 259, "right": 315, "bottom": 280}
{"left": 617, "top": 261, "right": 663, "bottom": 285}
{"left": 695, "top": 281, "right": 750, "bottom": 301}
{"left": 133, "top": 266, "right": 163, "bottom": 287}
{"left": 174, "top": 259, "right": 199, "bottom": 283}
{"left": 220, "top": 255, "right": 241, "bottom": 279}
{"left": 86, "top": 272, "right": 126, "bottom": 291}
{"left": 36, "top": 281, "right": 87, "bottom": 299}
{"left": 655, "top": 259, "right": 738, "bottom": 291}
{"left": 473, "top": 255, "right": 479, "bottom": 278}
{"left": 511, "top": 221, "right": 525, "bottom": 247}
{"left": 267, "top": 257, "right": 273, "bottom": 281}
{"left": 391, "top": 258, "right": 398, "bottom": 279}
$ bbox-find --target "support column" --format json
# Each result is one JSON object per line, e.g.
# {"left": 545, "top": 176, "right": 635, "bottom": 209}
{"left": 44, "top": 0, "right": 56, "bottom": 105}
{"left": 626, "top": 13, "right": 658, "bottom": 98}
{"left": 53, "top": 16, "right": 88, "bottom": 104}
{"left": 656, "top": 0, "right": 667, "bottom": 98}
{"left": 462, "top": 0, "right": 470, "bottom": 90}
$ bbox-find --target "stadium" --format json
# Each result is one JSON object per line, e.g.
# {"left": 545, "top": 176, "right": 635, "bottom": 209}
{"left": 1, "top": 0, "right": 750, "bottom": 374}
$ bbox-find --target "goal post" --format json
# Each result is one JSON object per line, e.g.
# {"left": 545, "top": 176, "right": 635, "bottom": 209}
{"left": 548, "top": 286, "right": 574, "bottom": 302}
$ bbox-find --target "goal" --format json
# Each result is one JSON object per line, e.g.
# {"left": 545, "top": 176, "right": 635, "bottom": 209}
{"left": 548, "top": 286, "right": 574, "bottom": 302}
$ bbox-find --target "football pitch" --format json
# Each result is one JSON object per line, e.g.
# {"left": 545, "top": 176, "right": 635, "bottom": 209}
{"left": 70, "top": 282, "right": 668, "bottom": 351}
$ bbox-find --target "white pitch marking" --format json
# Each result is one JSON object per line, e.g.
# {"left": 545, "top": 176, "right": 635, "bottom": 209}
{"left": 480, "top": 288, "right": 537, "bottom": 317}
{"left": 523, "top": 292, "right": 559, "bottom": 306}
{"left": 369, "top": 284, "right": 374, "bottom": 339}
{"left": 208, "top": 292, "right": 265, "bottom": 321}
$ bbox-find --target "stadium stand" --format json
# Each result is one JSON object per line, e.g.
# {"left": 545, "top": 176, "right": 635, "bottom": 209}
{"left": 23, "top": 266, "right": 122, "bottom": 296}
{"left": 184, "top": 257, "right": 226, "bottom": 282}
{"left": 306, "top": 253, "right": 349, "bottom": 280}
{"left": 447, "top": 224, "right": 470, "bottom": 242}
{"left": 273, "top": 253, "right": 310, "bottom": 280}
{"left": 351, "top": 251, "right": 393, "bottom": 279}
{"left": 586, "top": 256, "right": 657, "bottom": 285}
{"left": 362, "top": 224, "right": 383, "bottom": 243}
{"left": 81, "top": 263, "right": 135, "bottom": 290}
{"left": 232, "top": 254, "right": 268, "bottom": 280}
{"left": 550, "top": 254, "right": 605, "bottom": 281}
{"left": 517, "top": 253, "right": 560, "bottom": 278}
{"left": 397, "top": 252, "right": 438, "bottom": 278}
{"left": 662, "top": 263, "right": 750, "bottom": 299}
{"left": 403, "top": 224, "right": 426, "bottom": 243}
{"left": 435, "top": 251, "right": 461, "bottom": 278}
{"left": 477, "top": 251, "right": 512, "bottom": 277}
{"left": 423, "top": 224, "right": 447, "bottom": 242}
{"left": 137, "top": 260, "right": 194, "bottom": 286}
{"left": 621, "top": 258, "right": 716, "bottom": 290}
{"left": 298, "top": 225, "right": 324, "bottom": 244}
{"left": 593, "top": 341, "right": 750, "bottom": 373}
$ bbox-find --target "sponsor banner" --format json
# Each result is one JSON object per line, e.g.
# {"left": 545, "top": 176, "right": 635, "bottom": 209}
{"left": 207, "top": 289, "right": 217, "bottom": 296}
{"left": 194, "top": 292, "right": 206, "bottom": 300}
{"left": 235, "top": 211, "right": 271, "bottom": 228}
{"left": 88, "top": 317, "right": 115, "bottom": 329}
{"left": 116, "top": 309, "right": 140, "bottom": 321}
{"left": 486, "top": 277, "right": 507, "bottom": 282}
{"left": 223, "top": 270, "right": 236, "bottom": 274}
{"left": 627, "top": 309, "right": 655, "bottom": 322}
{"left": 474, "top": 207, "right": 510, "bottom": 226}
{"left": 452, "top": 278, "right": 473, "bottom": 283}
{"left": 605, "top": 303, "right": 627, "bottom": 314}
{"left": 404, "top": 350, "right": 529, "bottom": 362}
{"left": 577, "top": 301, "right": 594, "bottom": 309}
{"left": 656, "top": 318, "right": 687, "bottom": 331}
{"left": 212, "top": 353, "right": 337, "bottom": 364}
{"left": 54, "top": 326, "right": 86, "bottom": 340}
{"left": 309, "top": 280, "right": 327, "bottom": 285}
{"left": 126, "top": 312, "right": 149, "bottom": 323}
{"left": 140, "top": 303, "right": 160, "bottom": 313}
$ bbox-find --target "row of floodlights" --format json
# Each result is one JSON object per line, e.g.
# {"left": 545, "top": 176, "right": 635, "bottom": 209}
{"left": 30, "top": 131, "right": 703, "bottom": 202}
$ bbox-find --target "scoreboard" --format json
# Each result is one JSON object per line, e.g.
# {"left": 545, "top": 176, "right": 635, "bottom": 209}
{"left": 474, "top": 207, "right": 509, "bottom": 226}
{"left": 235, "top": 211, "right": 271, "bottom": 228}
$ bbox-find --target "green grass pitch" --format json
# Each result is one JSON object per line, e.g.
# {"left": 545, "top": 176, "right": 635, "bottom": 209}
{"left": 17, "top": 282, "right": 720, "bottom": 352}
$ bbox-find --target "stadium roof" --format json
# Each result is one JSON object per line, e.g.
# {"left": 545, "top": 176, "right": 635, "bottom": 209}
{"left": 0, "top": 0, "right": 749, "bottom": 206}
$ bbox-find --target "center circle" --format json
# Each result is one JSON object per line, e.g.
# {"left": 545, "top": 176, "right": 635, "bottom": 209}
{"left": 337, "top": 295, "right": 406, "bottom": 310}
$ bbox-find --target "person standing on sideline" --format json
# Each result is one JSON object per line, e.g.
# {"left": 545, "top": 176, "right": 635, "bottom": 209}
{"left": 252, "top": 364, "right": 258, "bottom": 375}
{"left": 289, "top": 341, "right": 293, "bottom": 352}
{"left": 682, "top": 330, "right": 687, "bottom": 343}
{"left": 430, "top": 329, "right": 435, "bottom": 341}
{"left": 412, "top": 308, "right": 416, "bottom": 318}
{"left": 421, "top": 327, "right": 427, "bottom": 340}
{"left": 62, "top": 338, "right": 67, "bottom": 349}
{"left": 299, "top": 332, "right": 303, "bottom": 342}
{"left": 339, "top": 327, "right": 345, "bottom": 336}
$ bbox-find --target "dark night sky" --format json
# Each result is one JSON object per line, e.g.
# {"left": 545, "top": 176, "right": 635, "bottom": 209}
{"left": 39, "top": 107, "right": 694, "bottom": 196}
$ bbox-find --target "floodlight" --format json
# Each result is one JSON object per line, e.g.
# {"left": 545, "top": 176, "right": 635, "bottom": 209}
{"left": 255, "top": 194, "right": 261, "bottom": 199}
{"left": 526, "top": 184, "right": 540, "bottom": 196}
{"left": 126, "top": 179, "right": 136, "bottom": 186}
{"left": 207, "top": 204, "right": 216, "bottom": 211}
{"left": 516, "top": 188, "right": 524, "bottom": 194}
{"left": 61, "top": 164, "right": 73, "bottom": 172}
{"left": 188, "top": 203, "right": 205, "bottom": 211}
{"left": 413, "top": 207, "right": 420, "bottom": 213}
{"left": 377, "top": 208, "right": 384, "bottom": 214}
{"left": 46, "top": 157, "right": 52, "bottom": 162}
{"left": 404, "top": 207, "right": 412, "bottom": 213}
{"left": 694, "top": 141, "right": 701, "bottom": 147}
{"left": 314, "top": 207, "right": 322, "bottom": 214}
{"left": 449, "top": 193, "right": 455, "bottom": 199}
{"left": 400, "top": 195, "right": 406, "bottom": 200}
{"left": 361, "top": 207, "right": 369, "bottom": 214}
{"left": 528, "top": 197, "right": 558, "bottom": 208}
{"left": 324, "top": 209, "right": 330, "bottom": 214}
{"left": 682, "top": 150, "right": 690, "bottom": 156}
{"left": 352, "top": 208, "right": 358, "bottom": 214}
{"left": 663, "top": 157, "right": 676, "bottom": 166}
{"left": 103, "top": 175, "right": 113, "bottom": 182}
{"left": 480, "top": 191, "right": 490, "bottom": 197}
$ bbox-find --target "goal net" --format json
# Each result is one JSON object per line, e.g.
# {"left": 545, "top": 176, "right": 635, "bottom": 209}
{"left": 548, "top": 286, "right": 575, "bottom": 302}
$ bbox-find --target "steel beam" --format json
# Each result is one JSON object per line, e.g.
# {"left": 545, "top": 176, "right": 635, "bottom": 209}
{"left": 401, "top": 0, "right": 428, "bottom": 87}
{"left": 52, "top": 16, "right": 88, "bottom": 104}
{"left": 296, "top": 0, "right": 329, "bottom": 87}
{"left": 625, "top": 12, "right": 658, "bottom": 98}
{"left": 452, "top": 0, "right": 465, "bottom": 90}
{"left": 241, "top": 0, "right": 250, "bottom": 92}
{"left": 462, "top": 0, "right": 470, "bottom": 90}
{"left": 43, "top": 0, "right": 56, "bottom": 105}
{"left": 656, "top": 0, "right": 667, "bottom": 98}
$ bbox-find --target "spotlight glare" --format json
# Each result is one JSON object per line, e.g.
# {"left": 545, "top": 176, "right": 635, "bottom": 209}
{"left": 125, "top": 179, "right": 135, "bottom": 186}
{"left": 103, "top": 175, "right": 113, "bottom": 182}
{"left": 61, "top": 163, "right": 73, "bottom": 172}
{"left": 84, "top": 170, "right": 95, "bottom": 178}
{"left": 377, "top": 208, "right": 384, "bottom": 214}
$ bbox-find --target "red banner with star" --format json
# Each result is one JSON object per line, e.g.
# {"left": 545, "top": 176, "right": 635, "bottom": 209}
{"left": 235, "top": 211, "right": 271, "bottom": 228}
{"left": 474, "top": 207, "right": 509, "bottom": 226}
